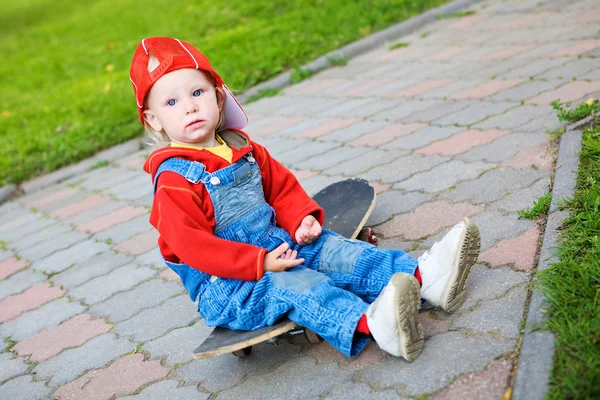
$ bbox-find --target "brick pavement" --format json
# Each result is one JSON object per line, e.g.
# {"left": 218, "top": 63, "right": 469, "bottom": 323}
{"left": 1, "top": 0, "right": 599, "bottom": 398}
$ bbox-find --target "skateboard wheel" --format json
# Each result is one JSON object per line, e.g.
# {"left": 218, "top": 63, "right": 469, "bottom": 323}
{"left": 358, "top": 227, "right": 379, "bottom": 246}
{"left": 232, "top": 347, "right": 252, "bottom": 357}
{"left": 304, "top": 329, "right": 324, "bottom": 344}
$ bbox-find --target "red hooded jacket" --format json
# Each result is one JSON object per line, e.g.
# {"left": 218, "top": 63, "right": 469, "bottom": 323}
{"left": 143, "top": 129, "right": 325, "bottom": 281}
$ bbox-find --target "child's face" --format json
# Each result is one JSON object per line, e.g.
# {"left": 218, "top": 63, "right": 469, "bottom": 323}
{"left": 143, "top": 68, "right": 224, "bottom": 146}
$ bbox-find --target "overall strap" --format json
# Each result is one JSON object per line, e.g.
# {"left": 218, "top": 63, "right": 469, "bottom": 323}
{"left": 153, "top": 158, "right": 208, "bottom": 193}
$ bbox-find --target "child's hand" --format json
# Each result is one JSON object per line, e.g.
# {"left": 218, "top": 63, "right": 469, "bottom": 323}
{"left": 295, "top": 215, "right": 322, "bottom": 245}
{"left": 264, "top": 243, "right": 305, "bottom": 272}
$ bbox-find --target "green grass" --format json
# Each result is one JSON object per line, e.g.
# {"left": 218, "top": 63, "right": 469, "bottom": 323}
{"left": 390, "top": 41, "right": 410, "bottom": 50}
{"left": 518, "top": 193, "right": 552, "bottom": 219}
{"left": 0, "top": 0, "right": 449, "bottom": 186}
{"left": 246, "top": 88, "right": 283, "bottom": 104}
{"left": 539, "top": 117, "right": 600, "bottom": 399}
{"left": 436, "top": 9, "right": 476, "bottom": 19}
{"left": 551, "top": 99, "right": 600, "bottom": 123}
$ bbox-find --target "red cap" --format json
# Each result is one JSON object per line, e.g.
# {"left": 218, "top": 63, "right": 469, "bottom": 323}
{"left": 129, "top": 37, "right": 247, "bottom": 129}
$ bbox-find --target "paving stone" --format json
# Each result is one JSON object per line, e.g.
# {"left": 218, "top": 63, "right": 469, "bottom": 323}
{"left": 366, "top": 191, "right": 432, "bottom": 226}
{"left": 79, "top": 168, "right": 140, "bottom": 192}
{"left": 173, "top": 340, "right": 303, "bottom": 392}
{"left": 371, "top": 99, "right": 441, "bottom": 122}
{"left": 116, "top": 179, "right": 154, "bottom": 201}
{"left": 77, "top": 205, "right": 148, "bottom": 233}
{"left": 461, "top": 264, "right": 531, "bottom": 312}
{"left": 394, "top": 160, "right": 496, "bottom": 193}
{"left": 70, "top": 263, "right": 156, "bottom": 305}
{"left": 90, "top": 278, "right": 182, "bottom": 322}
{"left": 551, "top": 39, "right": 600, "bottom": 57}
{"left": 432, "top": 101, "right": 516, "bottom": 126}
{"left": 452, "top": 284, "right": 528, "bottom": 339}
{"left": 297, "top": 118, "right": 362, "bottom": 139}
{"left": 480, "top": 225, "right": 541, "bottom": 270}
{"left": 323, "top": 148, "right": 408, "bottom": 177}
{"left": 243, "top": 95, "right": 299, "bottom": 115}
{"left": 159, "top": 268, "right": 180, "bottom": 282}
{"left": 378, "top": 200, "right": 485, "bottom": 240}
{"left": 473, "top": 104, "right": 553, "bottom": 131}
{"left": 13, "top": 314, "right": 111, "bottom": 362}
{"left": 344, "top": 98, "right": 404, "bottom": 118}
{"left": 143, "top": 320, "right": 212, "bottom": 366}
{"left": 279, "top": 118, "right": 329, "bottom": 137}
{"left": 11, "top": 223, "right": 72, "bottom": 253}
{"left": 386, "top": 125, "right": 464, "bottom": 150}
{"left": 360, "top": 332, "right": 514, "bottom": 395}
{"left": 492, "top": 176, "right": 551, "bottom": 213}
{"left": 0, "top": 298, "right": 86, "bottom": 341}
{"left": 0, "top": 257, "right": 29, "bottom": 279}
{"left": 0, "top": 283, "right": 65, "bottom": 323}
{"left": 52, "top": 354, "right": 168, "bottom": 400}
{"left": 246, "top": 116, "right": 307, "bottom": 137}
{"left": 319, "top": 120, "right": 387, "bottom": 143}
{"left": 360, "top": 154, "right": 450, "bottom": 184}
{"left": 135, "top": 247, "right": 164, "bottom": 268}
{"left": 378, "top": 238, "right": 414, "bottom": 253}
{"left": 349, "top": 122, "right": 427, "bottom": 147}
{"left": 499, "top": 58, "right": 567, "bottom": 79}
{"left": 500, "top": 140, "right": 554, "bottom": 170}
{"left": 93, "top": 214, "right": 152, "bottom": 244}
{"left": 33, "top": 333, "right": 136, "bottom": 386}
{"left": 113, "top": 230, "right": 159, "bottom": 256}
{"left": 276, "top": 140, "right": 339, "bottom": 167}
{"left": 401, "top": 100, "right": 477, "bottom": 124}
{"left": 24, "top": 187, "right": 80, "bottom": 209}
{"left": 417, "top": 129, "right": 509, "bottom": 156}
{"left": 325, "top": 382, "right": 404, "bottom": 400}
{"left": 0, "top": 375, "right": 52, "bottom": 400}
{"left": 0, "top": 352, "right": 28, "bottom": 383}
{"left": 429, "top": 359, "right": 512, "bottom": 400}
{"left": 113, "top": 294, "right": 199, "bottom": 342}
{"left": 19, "top": 230, "right": 89, "bottom": 263}
{"left": 384, "top": 80, "right": 454, "bottom": 98}
{"left": 418, "top": 311, "right": 452, "bottom": 338}
{"left": 293, "top": 146, "right": 365, "bottom": 171}
{"left": 418, "top": 81, "right": 484, "bottom": 100}
{"left": 31, "top": 239, "right": 110, "bottom": 274}
{"left": 217, "top": 356, "right": 354, "bottom": 400}
{"left": 119, "top": 380, "right": 207, "bottom": 400}
{"left": 255, "top": 137, "right": 306, "bottom": 156}
{"left": 488, "top": 79, "right": 566, "bottom": 102}
{"left": 539, "top": 58, "right": 598, "bottom": 80}
{"left": 458, "top": 132, "right": 550, "bottom": 163}
{"left": 470, "top": 210, "right": 534, "bottom": 252}
{"left": 63, "top": 199, "right": 127, "bottom": 227}
{"left": 0, "top": 212, "right": 56, "bottom": 243}
{"left": 318, "top": 100, "right": 376, "bottom": 118}
{"left": 450, "top": 78, "right": 525, "bottom": 100}
{"left": 526, "top": 80, "right": 600, "bottom": 104}
{"left": 52, "top": 251, "right": 133, "bottom": 289}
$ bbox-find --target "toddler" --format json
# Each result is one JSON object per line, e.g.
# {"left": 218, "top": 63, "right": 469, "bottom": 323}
{"left": 130, "top": 37, "right": 480, "bottom": 361}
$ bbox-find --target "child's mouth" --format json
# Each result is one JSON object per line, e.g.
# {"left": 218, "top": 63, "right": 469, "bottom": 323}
{"left": 186, "top": 120, "right": 205, "bottom": 129}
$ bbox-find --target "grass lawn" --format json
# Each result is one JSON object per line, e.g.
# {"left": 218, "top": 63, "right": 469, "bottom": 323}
{"left": 540, "top": 116, "right": 600, "bottom": 399}
{"left": 1, "top": 0, "right": 449, "bottom": 186}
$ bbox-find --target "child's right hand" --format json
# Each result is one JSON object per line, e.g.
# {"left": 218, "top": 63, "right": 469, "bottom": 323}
{"left": 264, "top": 243, "right": 305, "bottom": 272}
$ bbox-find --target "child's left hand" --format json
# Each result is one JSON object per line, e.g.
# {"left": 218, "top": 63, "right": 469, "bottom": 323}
{"left": 295, "top": 215, "right": 322, "bottom": 245}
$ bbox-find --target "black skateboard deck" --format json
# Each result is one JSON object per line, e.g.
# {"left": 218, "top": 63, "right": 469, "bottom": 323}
{"left": 193, "top": 178, "right": 376, "bottom": 359}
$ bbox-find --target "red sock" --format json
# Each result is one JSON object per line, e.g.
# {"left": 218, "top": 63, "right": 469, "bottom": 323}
{"left": 356, "top": 314, "right": 370, "bottom": 335}
{"left": 414, "top": 266, "right": 422, "bottom": 285}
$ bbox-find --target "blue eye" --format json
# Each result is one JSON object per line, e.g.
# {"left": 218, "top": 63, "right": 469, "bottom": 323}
{"left": 167, "top": 99, "right": 176, "bottom": 106}
{"left": 193, "top": 90, "right": 203, "bottom": 97}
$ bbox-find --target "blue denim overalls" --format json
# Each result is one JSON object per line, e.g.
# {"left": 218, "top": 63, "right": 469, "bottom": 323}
{"left": 153, "top": 150, "right": 418, "bottom": 357}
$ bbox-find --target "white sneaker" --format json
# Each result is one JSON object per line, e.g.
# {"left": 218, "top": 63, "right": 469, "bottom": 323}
{"left": 418, "top": 218, "right": 480, "bottom": 313}
{"left": 366, "top": 272, "right": 424, "bottom": 362}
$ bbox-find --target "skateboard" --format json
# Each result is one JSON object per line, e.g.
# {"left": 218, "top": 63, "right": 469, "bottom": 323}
{"left": 193, "top": 178, "right": 377, "bottom": 359}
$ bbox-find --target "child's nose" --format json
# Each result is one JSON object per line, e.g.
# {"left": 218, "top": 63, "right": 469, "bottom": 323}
{"left": 185, "top": 99, "right": 199, "bottom": 114}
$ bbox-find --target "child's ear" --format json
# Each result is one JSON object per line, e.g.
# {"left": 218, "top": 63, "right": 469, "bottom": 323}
{"left": 143, "top": 109, "right": 162, "bottom": 132}
{"left": 215, "top": 87, "right": 226, "bottom": 111}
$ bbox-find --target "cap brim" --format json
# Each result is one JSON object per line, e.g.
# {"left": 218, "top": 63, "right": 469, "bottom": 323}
{"left": 222, "top": 85, "right": 248, "bottom": 130}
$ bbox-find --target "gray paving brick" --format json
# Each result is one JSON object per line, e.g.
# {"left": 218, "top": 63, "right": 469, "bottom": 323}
{"left": 32, "top": 333, "right": 135, "bottom": 386}
{"left": 130, "top": 192, "right": 154, "bottom": 208}
{"left": 113, "top": 295, "right": 199, "bottom": 342}
{"left": 488, "top": 80, "right": 565, "bottom": 102}
{"left": 323, "top": 148, "right": 406, "bottom": 177}
{"left": 244, "top": 115, "right": 287, "bottom": 135}
{"left": 372, "top": 79, "right": 421, "bottom": 95}
{"left": 473, "top": 104, "right": 553, "bottom": 131}
{"left": 378, "top": 238, "right": 414, "bottom": 252}
{"left": 173, "top": 340, "right": 302, "bottom": 392}
{"left": 11, "top": 223, "right": 72, "bottom": 253}
{"left": 344, "top": 99, "right": 403, "bottom": 118}
{"left": 519, "top": 111, "right": 565, "bottom": 132}
{"left": 254, "top": 137, "right": 307, "bottom": 156}
{"left": 63, "top": 199, "right": 127, "bottom": 226}
{"left": 277, "top": 140, "right": 340, "bottom": 167}
{"left": 301, "top": 174, "right": 345, "bottom": 198}
{"left": 0, "top": 213, "right": 56, "bottom": 243}
{"left": 293, "top": 147, "right": 365, "bottom": 171}
{"left": 0, "top": 298, "right": 86, "bottom": 341}
{"left": 0, "top": 202, "right": 28, "bottom": 222}
{"left": 288, "top": 98, "right": 347, "bottom": 117}
{"left": 462, "top": 265, "right": 531, "bottom": 311}
{"left": 433, "top": 101, "right": 516, "bottom": 126}
{"left": 512, "top": 43, "right": 568, "bottom": 60}
{"left": 320, "top": 120, "right": 388, "bottom": 143}
{"left": 135, "top": 248, "right": 164, "bottom": 268}
{"left": 325, "top": 383, "right": 405, "bottom": 400}
{"left": 0, "top": 250, "right": 13, "bottom": 262}
{"left": 279, "top": 118, "right": 329, "bottom": 137}
{"left": 360, "top": 154, "right": 450, "bottom": 184}
{"left": 116, "top": 179, "right": 154, "bottom": 201}
{"left": 217, "top": 356, "right": 354, "bottom": 400}
{"left": 105, "top": 173, "right": 147, "bottom": 198}
{"left": 386, "top": 125, "right": 464, "bottom": 150}
{"left": 492, "top": 176, "right": 552, "bottom": 213}
{"left": 52, "top": 252, "right": 133, "bottom": 289}
{"left": 35, "top": 191, "right": 89, "bottom": 215}
{"left": 90, "top": 279, "right": 182, "bottom": 322}
{"left": 19, "top": 230, "right": 89, "bottom": 263}
{"left": 0, "top": 353, "right": 28, "bottom": 383}
{"left": 143, "top": 320, "right": 212, "bottom": 366}
{"left": 442, "top": 166, "right": 547, "bottom": 203}
{"left": 452, "top": 283, "right": 528, "bottom": 339}
{"left": 419, "top": 80, "right": 484, "bottom": 100}
{"left": 404, "top": 101, "right": 478, "bottom": 125}
{"left": 119, "top": 380, "right": 207, "bottom": 400}
{"left": 361, "top": 332, "right": 514, "bottom": 396}
{"left": 80, "top": 168, "right": 140, "bottom": 192}
{"left": 93, "top": 214, "right": 152, "bottom": 243}
{"left": 371, "top": 99, "right": 440, "bottom": 122}
{"left": 70, "top": 263, "right": 156, "bottom": 305}
{"left": 471, "top": 210, "right": 534, "bottom": 251}
{"left": 540, "top": 58, "right": 598, "bottom": 80}
{"left": 31, "top": 239, "right": 111, "bottom": 275}
{"left": 498, "top": 58, "right": 567, "bottom": 79}
{"left": 582, "top": 67, "right": 600, "bottom": 80}
{"left": 318, "top": 98, "right": 375, "bottom": 118}
{"left": 243, "top": 96, "right": 300, "bottom": 115}
{"left": 0, "top": 269, "right": 46, "bottom": 301}
{"left": 367, "top": 191, "right": 432, "bottom": 226}
{"left": 394, "top": 160, "right": 496, "bottom": 193}
{"left": 458, "top": 132, "right": 550, "bottom": 162}
{"left": 0, "top": 375, "right": 52, "bottom": 400}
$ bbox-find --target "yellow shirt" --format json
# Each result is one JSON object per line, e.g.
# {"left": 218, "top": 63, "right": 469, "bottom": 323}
{"left": 170, "top": 134, "right": 233, "bottom": 163}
